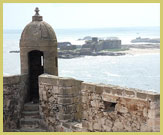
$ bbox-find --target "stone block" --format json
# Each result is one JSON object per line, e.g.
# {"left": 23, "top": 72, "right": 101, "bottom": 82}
{"left": 58, "top": 104, "right": 75, "bottom": 114}
{"left": 82, "top": 120, "right": 89, "bottom": 128}
{"left": 83, "top": 111, "right": 89, "bottom": 120}
{"left": 93, "top": 122, "right": 101, "bottom": 131}
{"left": 143, "top": 108, "right": 148, "bottom": 117}
{"left": 102, "top": 125, "right": 112, "bottom": 132}
{"left": 95, "top": 85, "right": 104, "bottom": 94}
{"left": 74, "top": 111, "right": 82, "bottom": 121}
{"left": 51, "top": 86, "right": 59, "bottom": 94}
{"left": 82, "top": 103, "right": 89, "bottom": 110}
{"left": 62, "top": 122, "right": 71, "bottom": 129}
{"left": 58, "top": 87, "right": 73, "bottom": 95}
{"left": 73, "top": 96, "right": 81, "bottom": 103}
{"left": 137, "top": 92, "right": 147, "bottom": 99}
{"left": 140, "top": 123, "right": 152, "bottom": 132}
{"left": 124, "top": 90, "right": 135, "bottom": 97}
{"left": 48, "top": 96, "right": 55, "bottom": 103}
{"left": 81, "top": 91, "right": 89, "bottom": 97}
{"left": 147, "top": 94, "right": 160, "bottom": 102}
{"left": 39, "top": 74, "right": 59, "bottom": 85}
{"left": 72, "top": 86, "right": 81, "bottom": 95}
{"left": 58, "top": 77, "right": 81, "bottom": 87}
{"left": 42, "top": 91, "right": 47, "bottom": 101}
{"left": 3, "top": 75, "right": 21, "bottom": 85}
{"left": 112, "top": 121, "right": 124, "bottom": 132}
{"left": 103, "top": 86, "right": 112, "bottom": 94}
{"left": 58, "top": 97, "right": 74, "bottom": 104}
{"left": 147, "top": 118, "right": 160, "bottom": 131}
{"left": 102, "top": 94, "right": 118, "bottom": 103}
{"left": 91, "top": 93, "right": 101, "bottom": 100}
{"left": 81, "top": 83, "right": 96, "bottom": 92}
{"left": 112, "top": 88, "right": 123, "bottom": 96}
{"left": 105, "top": 119, "right": 112, "bottom": 126}
{"left": 115, "top": 104, "right": 128, "bottom": 113}
{"left": 148, "top": 109, "right": 160, "bottom": 119}
{"left": 150, "top": 101, "right": 160, "bottom": 109}
{"left": 90, "top": 100, "right": 97, "bottom": 107}
{"left": 58, "top": 113, "right": 74, "bottom": 121}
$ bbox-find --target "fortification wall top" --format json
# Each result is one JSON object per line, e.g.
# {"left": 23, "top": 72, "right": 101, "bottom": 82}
{"left": 3, "top": 74, "right": 28, "bottom": 85}
{"left": 82, "top": 82, "right": 159, "bottom": 102}
{"left": 39, "top": 74, "right": 159, "bottom": 102}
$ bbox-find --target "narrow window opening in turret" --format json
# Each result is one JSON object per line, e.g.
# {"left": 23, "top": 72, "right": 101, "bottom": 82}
{"left": 56, "top": 57, "right": 58, "bottom": 67}
{"left": 104, "top": 101, "right": 116, "bottom": 112}
{"left": 41, "top": 56, "right": 44, "bottom": 66}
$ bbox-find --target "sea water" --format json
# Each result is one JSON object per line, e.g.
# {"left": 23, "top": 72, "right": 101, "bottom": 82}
{"left": 3, "top": 27, "right": 160, "bottom": 93}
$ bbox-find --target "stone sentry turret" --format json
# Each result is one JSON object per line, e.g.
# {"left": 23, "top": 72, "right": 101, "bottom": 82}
{"left": 20, "top": 7, "right": 58, "bottom": 101}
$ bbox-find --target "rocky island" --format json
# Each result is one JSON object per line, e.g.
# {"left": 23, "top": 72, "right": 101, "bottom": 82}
{"left": 131, "top": 37, "right": 160, "bottom": 43}
{"left": 57, "top": 36, "right": 160, "bottom": 58}
{"left": 9, "top": 36, "right": 160, "bottom": 59}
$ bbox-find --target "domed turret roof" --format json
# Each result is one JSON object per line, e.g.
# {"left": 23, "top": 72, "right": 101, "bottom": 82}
{"left": 20, "top": 7, "right": 57, "bottom": 44}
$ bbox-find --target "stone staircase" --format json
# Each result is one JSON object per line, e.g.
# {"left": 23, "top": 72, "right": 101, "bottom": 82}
{"left": 18, "top": 102, "right": 47, "bottom": 132}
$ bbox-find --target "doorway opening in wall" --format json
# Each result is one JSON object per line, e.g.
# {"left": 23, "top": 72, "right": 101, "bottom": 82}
{"left": 28, "top": 50, "right": 44, "bottom": 103}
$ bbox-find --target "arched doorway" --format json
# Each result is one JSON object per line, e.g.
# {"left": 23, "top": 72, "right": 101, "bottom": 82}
{"left": 28, "top": 50, "right": 44, "bottom": 102}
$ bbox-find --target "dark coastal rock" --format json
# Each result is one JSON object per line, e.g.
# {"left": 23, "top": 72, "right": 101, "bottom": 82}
{"left": 9, "top": 50, "right": 20, "bottom": 53}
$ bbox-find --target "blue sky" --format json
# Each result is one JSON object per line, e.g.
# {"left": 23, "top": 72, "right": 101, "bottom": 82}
{"left": 3, "top": 3, "right": 160, "bottom": 29}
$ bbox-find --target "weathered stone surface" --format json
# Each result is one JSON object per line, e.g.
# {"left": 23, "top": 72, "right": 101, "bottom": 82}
{"left": 124, "top": 90, "right": 135, "bottom": 97}
{"left": 81, "top": 83, "right": 159, "bottom": 132}
{"left": 39, "top": 74, "right": 59, "bottom": 85}
{"left": 39, "top": 75, "right": 82, "bottom": 131}
{"left": 3, "top": 75, "right": 21, "bottom": 85}
{"left": 147, "top": 94, "right": 160, "bottom": 102}
{"left": 137, "top": 92, "right": 147, "bottom": 99}
{"left": 112, "top": 88, "right": 123, "bottom": 95}
{"left": 115, "top": 104, "right": 128, "bottom": 113}
{"left": 95, "top": 85, "right": 103, "bottom": 94}
{"left": 3, "top": 74, "right": 29, "bottom": 131}
{"left": 81, "top": 82, "right": 96, "bottom": 92}
{"left": 36, "top": 75, "right": 160, "bottom": 132}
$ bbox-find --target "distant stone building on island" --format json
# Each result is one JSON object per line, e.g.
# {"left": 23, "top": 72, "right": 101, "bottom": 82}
{"left": 3, "top": 8, "right": 160, "bottom": 132}
{"left": 58, "top": 42, "right": 77, "bottom": 50}
{"left": 81, "top": 37, "right": 121, "bottom": 52}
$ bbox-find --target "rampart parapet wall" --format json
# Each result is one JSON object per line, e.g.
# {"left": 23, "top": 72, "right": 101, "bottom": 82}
{"left": 3, "top": 74, "right": 29, "bottom": 131}
{"left": 39, "top": 74, "right": 82, "bottom": 131}
{"left": 39, "top": 74, "right": 160, "bottom": 132}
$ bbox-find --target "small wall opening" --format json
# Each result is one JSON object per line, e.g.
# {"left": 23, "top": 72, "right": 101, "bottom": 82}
{"left": 55, "top": 57, "right": 58, "bottom": 67}
{"left": 104, "top": 101, "right": 116, "bottom": 112}
{"left": 28, "top": 50, "right": 44, "bottom": 102}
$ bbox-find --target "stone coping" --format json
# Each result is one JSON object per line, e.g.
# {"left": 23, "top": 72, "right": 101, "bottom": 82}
{"left": 3, "top": 74, "right": 28, "bottom": 85}
{"left": 39, "top": 74, "right": 82, "bottom": 86}
{"left": 5, "top": 74, "right": 159, "bottom": 102}
{"left": 39, "top": 74, "right": 159, "bottom": 102}
{"left": 82, "top": 82, "right": 160, "bottom": 102}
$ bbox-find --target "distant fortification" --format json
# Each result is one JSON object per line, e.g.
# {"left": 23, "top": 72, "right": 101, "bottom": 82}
{"left": 82, "top": 37, "right": 121, "bottom": 52}
{"left": 3, "top": 8, "right": 160, "bottom": 132}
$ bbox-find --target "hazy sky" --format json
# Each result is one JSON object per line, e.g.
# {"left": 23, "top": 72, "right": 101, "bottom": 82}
{"left": 3, "top": 3, "right": 160, "bottom": 29}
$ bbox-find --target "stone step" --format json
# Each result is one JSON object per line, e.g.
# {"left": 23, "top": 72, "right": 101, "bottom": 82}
{"left": 20, "top": 118, "right": 41, "bottom": 126}
{"left": 22, "top": 111, "right": 40, "bottom": 117}
{"left": 19, "top": 128, "right": 47, "bottom": 132}
{"left": 24, "top": 103, "right": 39, "bottom": 111}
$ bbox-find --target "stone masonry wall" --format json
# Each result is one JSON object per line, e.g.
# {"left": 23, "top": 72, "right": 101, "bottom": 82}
{"left": 39, "top": 74, "right": 82, "bottom": 132}
{"left": 81, "top": 83, "right": 160, "bottom": 132}
{"left": 3, "top": 74, "right": 29, "bottom": 131}
{"left": 39, "top": 74, "right": 160, "bottom": 132}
